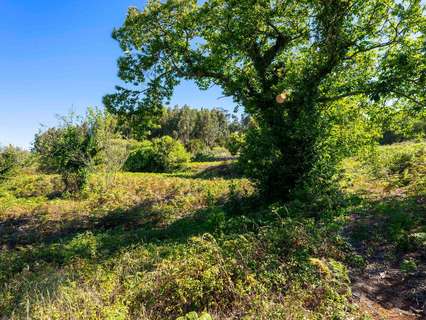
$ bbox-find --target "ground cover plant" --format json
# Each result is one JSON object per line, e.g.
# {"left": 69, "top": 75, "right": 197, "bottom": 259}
{"left": 0, "top": 141, "right": 424, "bottom": 319}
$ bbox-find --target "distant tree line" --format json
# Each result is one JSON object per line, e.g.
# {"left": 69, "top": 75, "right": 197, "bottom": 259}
{"left": 111, "top": 104, "right": 247, "bottom": 148}
{"left": 151, "top": 106, "right": 230, "bottom": 148}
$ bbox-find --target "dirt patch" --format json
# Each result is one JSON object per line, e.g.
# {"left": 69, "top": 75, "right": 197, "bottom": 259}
{"left": 351, "top": 262, "right": 426, "bottom": 319}
{"left": 346, "top": 210, "right": 426, "bottom": 319}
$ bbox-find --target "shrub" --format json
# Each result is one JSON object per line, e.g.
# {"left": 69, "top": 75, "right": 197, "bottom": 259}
{"left": 152, "top": 136, "right": 190, "bottom": 172}
{"left": 33, "top": 115, "right": 100, "bottom": 194}
{"left": 125, "top": 136, "right": 190, "bottom": 172}
{"left": 176, "top": 312, "right": 213, "bottom": 320}
{"left": 0, "top": 145, "right": 22, "bottom": 180}
{"left": 226, "top": 132, "right": 245, "bottom": 156}
{"left": 124, "top": 140, "right": 155, "bottom": 172}
{"left": 33, "top": 127, "right": 64, "bottom": 172}
{"left": 89, "top": 110, "right": 137, "bottom": 188}
{"left": 400, "top": 258, "right": 417, "bottom": 274}
{"left": 210, "top": 146, "right": 231, "bottom": 159}
{"left": 187, "top": 139, "right": 212, "bottom": 161}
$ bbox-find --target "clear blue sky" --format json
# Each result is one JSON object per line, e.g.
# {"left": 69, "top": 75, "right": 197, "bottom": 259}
{"left": 0, "top": 1, "right": 235, "bottom": 149}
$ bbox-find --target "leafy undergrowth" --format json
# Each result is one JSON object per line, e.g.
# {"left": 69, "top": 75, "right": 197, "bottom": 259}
{"left": 0, "top": 142, "right": 424, "bottom": 319}
{"left": 0, "top": 160, "right": 363, "bottom": 319}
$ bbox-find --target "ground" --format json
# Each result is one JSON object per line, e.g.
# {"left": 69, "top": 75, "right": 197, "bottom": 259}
{"left": 342, "top": 142, "right": 426, "bottom": 319}
{"left": 0, "top": 142, "right": 425, "bottom": 319}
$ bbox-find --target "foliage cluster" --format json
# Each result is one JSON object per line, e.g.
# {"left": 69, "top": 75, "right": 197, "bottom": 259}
{"left": 0, "top": 145, "right": 29, "bottom": 181}
{"left": 33, "top": 114, "right": 99, "bottom": 194}
{"left": 226, "top": 132, "right": 245, "bottom": 156}
{"left": 125, "top": 136, "right": 190, "bottom": 173}
{"left": 32, "top": 110, "right": 132, "bottom": 194}
{"left": 377, "top": 104, "right": 426, "bottom": 144}
{"left": 361, "top": 142, "right": 426, "bottom": 193}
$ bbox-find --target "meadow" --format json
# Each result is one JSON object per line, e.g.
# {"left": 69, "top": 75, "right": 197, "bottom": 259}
{"left": 0, "top": 141, "right": 424, "bottom": 319}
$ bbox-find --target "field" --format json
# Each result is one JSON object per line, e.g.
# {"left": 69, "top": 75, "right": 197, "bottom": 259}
{"left": 0, "top": 142, "right": 425, "bottom": 319}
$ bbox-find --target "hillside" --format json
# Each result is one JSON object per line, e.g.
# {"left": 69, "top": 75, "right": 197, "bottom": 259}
{"left": 0, "top": 142, "right": 425, "bottom": 319}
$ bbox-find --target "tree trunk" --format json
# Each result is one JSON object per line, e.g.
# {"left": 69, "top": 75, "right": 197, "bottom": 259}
{"left": 257, "top": 96, "right": 320, "bottom": 201}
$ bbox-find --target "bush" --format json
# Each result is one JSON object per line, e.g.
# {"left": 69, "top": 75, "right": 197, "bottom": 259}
{"left": 124, "top": 140, "right": 155, "bottom": 172}
{"left": 33, "top": 116, "right": 99, "bottom": 194}
{"left": 0, "top": 145, "right": 23, "bottom": 180}
{"left": 125, "top": 136, "right": 190, "bottom": 172}
{"left": 226, "top": 132, "right": 245, "bottom": 156}
{"left": 151, "top": 136, "right": 190, "bottom": 172}
{"left": 89, "top": 110, "right": 137, "bottom": 188}
{"left": 33, "top": 127, "right": 64, "bottom": 173}
{"left": 187, "top": 139, "right": 212, "bottom": 161}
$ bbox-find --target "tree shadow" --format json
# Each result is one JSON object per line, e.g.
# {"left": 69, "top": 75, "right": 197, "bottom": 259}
{"left": 0, "top": 193, "right": 245, "bottom": 289}
{"left": 173, "top": 161, "right": 244, "bottom": 180}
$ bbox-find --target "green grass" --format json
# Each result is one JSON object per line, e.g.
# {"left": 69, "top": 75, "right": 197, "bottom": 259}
{"left": 1, "top": 142, "right": 425, "bottom": 319}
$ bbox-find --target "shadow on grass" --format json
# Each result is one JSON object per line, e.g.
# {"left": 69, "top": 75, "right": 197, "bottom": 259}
{"left": 0, "top": 196, "right": 242, "bottom": 317}
{"left": 172, "top": 161, "right": 244, "bottom": 180}
{"left": 0, "top": 190, "right": 254, "bottom": 288}
{"left": 192, "top": 162, "right": 243, "bottom": 180}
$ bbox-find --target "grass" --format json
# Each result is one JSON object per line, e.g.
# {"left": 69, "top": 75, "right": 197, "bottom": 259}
{"left": 0, "top": 143, "right": 425, "bottom": 319}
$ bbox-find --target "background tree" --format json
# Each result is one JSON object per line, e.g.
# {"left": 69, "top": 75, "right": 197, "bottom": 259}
{"left": 152, "top": 105, "right": 198, "bottom": 145}
{"left": 105, "top": 0, "right": 425, "bottom": 200}
{"left": 151, "top": 105, "right": 232, "bottom": 149}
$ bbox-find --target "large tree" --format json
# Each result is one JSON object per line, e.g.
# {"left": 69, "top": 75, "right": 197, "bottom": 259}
{"left": 105, "top": 0, "right": 425, "bottom": 200}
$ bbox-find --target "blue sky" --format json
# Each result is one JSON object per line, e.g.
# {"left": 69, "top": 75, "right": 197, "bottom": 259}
{"left": 0, "top": 1, "right": 235, "bottom": 149}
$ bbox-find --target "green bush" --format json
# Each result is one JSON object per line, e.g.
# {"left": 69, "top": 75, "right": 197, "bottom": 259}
{"left": 226, "top": 132, "right": 245, "bottom": 156}
{"left": 0, "top": 145, "right": 22, "bottom": 180}
{"left": 176, "top": 311, "right": 213, "bottom": 320}
{"left": 400, "top": 258, "right": 417, "bottom": 274}
{"left": 124, "top": 140, "right": 155, "bottom": 172}
{"left": 187, "top": 139, "right": 212, "bottom": 161}
{"left": 34, "top": 117, "right": 99, "bottom": 194}
{"left": 33, "top": 127, "right": 64, "bottom": 173}
{"left": 125, "top": 136, "right": 190, "bottom": 173}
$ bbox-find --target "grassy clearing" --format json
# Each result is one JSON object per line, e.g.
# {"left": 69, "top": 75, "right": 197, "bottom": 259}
{"left": 0, "top": 143, "right": 425, "bottom": 319}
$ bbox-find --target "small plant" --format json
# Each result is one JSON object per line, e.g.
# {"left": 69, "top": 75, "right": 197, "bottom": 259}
{"left": 400, "top": 258, "right": 417, "bottom": 274}
{"left": 176, "top": 311, "right": 213, "bottom": 320}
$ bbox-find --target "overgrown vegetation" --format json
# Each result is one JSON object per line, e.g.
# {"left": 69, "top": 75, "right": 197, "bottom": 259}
{"left": 1, "top": 0, "right": 425, "bottom": 318}
{"left": 0, "top": 140, "right": 424, "bottom": 319}
{"left": 33, "top": 113, "right": 100, "bottom": 194}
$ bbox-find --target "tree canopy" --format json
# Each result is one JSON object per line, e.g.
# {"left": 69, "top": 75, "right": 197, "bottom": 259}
{"left": 105, "top": 0, "right": 425, "bottom": 200}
